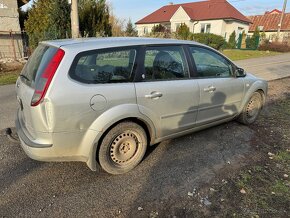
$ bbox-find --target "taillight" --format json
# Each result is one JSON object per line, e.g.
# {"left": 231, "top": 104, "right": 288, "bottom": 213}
{"left": 31, "top": 49, "right": 65, "bottom": 106}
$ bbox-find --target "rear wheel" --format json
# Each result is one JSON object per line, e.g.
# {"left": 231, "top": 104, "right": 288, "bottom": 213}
{"left": 237, "top": 92, "right": 263, "bottom": 125}
{"left": 98, "top": 122, "right": 147, "bottom": 174}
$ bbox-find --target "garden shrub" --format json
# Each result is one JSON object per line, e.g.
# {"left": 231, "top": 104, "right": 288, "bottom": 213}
{"left": 191, "top": 33, "right": 226, "bottom": 50}
{"left": 259, "top": 42, "right": 290, "bottom": 52}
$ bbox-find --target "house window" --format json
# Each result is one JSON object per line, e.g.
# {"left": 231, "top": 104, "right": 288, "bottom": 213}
{"left": 143, "top": 27, "right": 148, "bottom": 34}
{"left": 175, "top": 23, "right": 181, "bottom": 31}
{"left": 201, "top": 24, "right": 211, "bottom": 33}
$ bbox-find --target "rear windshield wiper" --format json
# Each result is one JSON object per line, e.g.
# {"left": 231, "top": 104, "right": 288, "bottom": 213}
{"left": 20, "top": 74, "right": 30, "bottom": 82}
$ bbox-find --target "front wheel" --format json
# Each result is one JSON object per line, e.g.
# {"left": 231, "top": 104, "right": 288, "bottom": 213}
{"left": 237, "top": 92, "right": 263, "bottom": 125}
{"left": 98, "top": 122, "right": 147, "bottom": 174}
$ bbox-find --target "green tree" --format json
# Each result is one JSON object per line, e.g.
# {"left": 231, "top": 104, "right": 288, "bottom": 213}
{"left": 125, "top": 19, "right": 138, "bottom": 37}
{"left": 79, "top": 0, "right": 112, "bottom": 37}
{"left": 49, "top": 0, "right": 71, "bottom": 39}
{"left": 246, "top": 27, "right": 260, "bottom": 49}
{"left": 25, "top": 0, "right": 70, "bottom": 48}
{"left": 228, "top": 30, "right": 236, "bottom": 49}
{"left": 176, "top": 23, "right": 190, "bottom": 40}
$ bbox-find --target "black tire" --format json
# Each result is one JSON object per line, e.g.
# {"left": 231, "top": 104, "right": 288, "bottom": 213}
{"left": 237, "top": 92, "right": 263, "bottom": 125}
{"left": 98, "top": 122, "right": 147, "bottom": 174}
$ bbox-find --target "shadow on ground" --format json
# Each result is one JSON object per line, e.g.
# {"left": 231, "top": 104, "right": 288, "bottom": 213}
{"left": 0, "top": 118, "right": 256, "bottom": 217}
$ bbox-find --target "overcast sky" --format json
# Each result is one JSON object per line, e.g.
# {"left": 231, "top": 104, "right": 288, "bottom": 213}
{"left": 22, "top": 0, "right": 290, "bottom": 23}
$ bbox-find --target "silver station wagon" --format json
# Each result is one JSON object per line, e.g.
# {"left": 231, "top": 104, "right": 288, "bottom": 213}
{"left": 16, "top": 37, "right": 268, "bottom": 174}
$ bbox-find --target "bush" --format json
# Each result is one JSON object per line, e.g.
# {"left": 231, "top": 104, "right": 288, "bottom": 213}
{"left": 176, "top": 23, "right": 191, "bottom": 40}
{"left": 152, "top": 24, "right": 167, "bottom": 33}
{"left": 147, "top": 31, "right": 172, "bottom": 39}
{"left": 191, "top": 33, "right": 226, "bottom": 50}
{"left": 259, "top": 42, "right": 290, "bottom": 52}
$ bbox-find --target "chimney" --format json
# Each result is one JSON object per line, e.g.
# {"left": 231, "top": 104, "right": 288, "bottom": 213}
{"left": 169, "top": 2, "right": 174, "bottom": 5}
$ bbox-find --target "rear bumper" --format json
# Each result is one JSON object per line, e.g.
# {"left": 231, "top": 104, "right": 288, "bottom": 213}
{"left": 15, "top": 110, "right": 96, "bottom": 170}
{"left": 16, "top": 110, "right": 56, "bottom": 162}
{"left": 16, "top": 112, "right": 52, "bottom": 148}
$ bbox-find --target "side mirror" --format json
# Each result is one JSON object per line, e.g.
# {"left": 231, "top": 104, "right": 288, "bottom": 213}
{"left": 235, "top": 67, "right": 246, "bottom": 77}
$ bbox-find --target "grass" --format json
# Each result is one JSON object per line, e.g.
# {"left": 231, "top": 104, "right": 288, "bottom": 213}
{"left": 204, "top": 94, "right": 290, "bottom": 217}
{"left": 0, "top": 71, "right": 19, "bottom": 86}
{"left": 222, "top": 49, "right": 281, "bottom": 61}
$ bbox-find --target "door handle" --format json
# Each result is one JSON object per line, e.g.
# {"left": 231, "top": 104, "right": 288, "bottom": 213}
{"left": 145, "top": 91, "right": 163, "bottom": 99}
{"left": 204, "top": 85, "right": 216, "bottom": 92}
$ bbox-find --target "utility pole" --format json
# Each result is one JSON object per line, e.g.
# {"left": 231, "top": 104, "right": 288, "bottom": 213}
{"left": 70, "top": 0, "right": 80, "bottom": 38}
{"left": 277, "top": 0, "right": 288, "bottom": 40}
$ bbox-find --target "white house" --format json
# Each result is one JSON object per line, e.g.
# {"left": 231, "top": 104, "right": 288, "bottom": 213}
{"left": 135, "top": 0, "right": 251, "bottom": 41}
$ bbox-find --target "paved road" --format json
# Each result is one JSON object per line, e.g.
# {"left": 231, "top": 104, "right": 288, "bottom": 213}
{"left": 0, "top": 84, "right": 17, "bottom": 130}
{"left": 235, "top": 53, "right": 290, "bottom": 81}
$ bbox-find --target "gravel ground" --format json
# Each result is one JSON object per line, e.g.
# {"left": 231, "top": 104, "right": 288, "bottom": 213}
{"left": 0, "top": 122, "right": 254, "bottom": 217}
{"left": 0, "top": 78, "right": 289, "bottom": 217}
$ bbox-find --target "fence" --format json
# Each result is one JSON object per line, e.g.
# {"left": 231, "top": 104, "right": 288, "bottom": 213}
{"left": 237, "top": 33, "right": 260, "bottom": 50}
{"left": 0, "top": 31, "right": 29, "bottom": 60}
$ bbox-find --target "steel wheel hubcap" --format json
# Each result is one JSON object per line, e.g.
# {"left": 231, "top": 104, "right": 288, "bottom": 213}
{"left": 110, "top": 132, "right": 140, "bottom": 164}
{"left": 246, "top": 94, "right": 261, "bottom": 119}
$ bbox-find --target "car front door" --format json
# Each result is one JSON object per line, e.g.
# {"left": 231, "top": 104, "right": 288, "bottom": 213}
{"left": 189, "top": 46, "right": 245, "bottom": 125}
{"left": 135, "top": 45, "right": 199, "bottom": 138}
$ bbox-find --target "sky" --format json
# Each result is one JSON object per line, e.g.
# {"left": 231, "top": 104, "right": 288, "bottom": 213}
{"left": 22, "top": 0, "right": 290, "bottom": 23}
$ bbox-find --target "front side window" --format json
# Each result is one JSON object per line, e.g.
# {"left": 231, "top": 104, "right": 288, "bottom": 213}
{"left": 201, "top": 24, "right": 211, "bottom": 33}
{"left": 143, "top": 46, "right": 189, "bottom": 81}
{"left": 190, "top": 46, "right": 233, "bottom": 78}
{"left": 70, "top": 48, "right": 136, "bottom": 84}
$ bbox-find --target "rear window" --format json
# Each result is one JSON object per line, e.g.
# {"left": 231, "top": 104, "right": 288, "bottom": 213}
{"left": 69, "top": 48, "right": 137, "bottom": 84}
{"left": 21, "top": 44, "right": 58, "bottom": 88}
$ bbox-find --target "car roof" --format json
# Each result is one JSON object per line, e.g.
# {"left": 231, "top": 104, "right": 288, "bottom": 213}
{"left": 41, "top": 37, "right": 202, "bottom": 50}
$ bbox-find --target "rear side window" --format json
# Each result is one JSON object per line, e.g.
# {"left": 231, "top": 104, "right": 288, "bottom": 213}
{"left": 70, "top": 48, "right": 136, "bottom": 84}
{"left": 21, "top": 45, "right": 58, "bottom": 88}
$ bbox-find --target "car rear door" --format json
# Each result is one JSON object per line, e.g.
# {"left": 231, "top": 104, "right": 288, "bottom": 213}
{"left": 188, "top": 46, "right": 245, "bottom": 125}
{"left": 135, "top": 45, "right": 199, "bottom": 138}
{"left": 16, "top": 44, "right": 60, "bottom": 135}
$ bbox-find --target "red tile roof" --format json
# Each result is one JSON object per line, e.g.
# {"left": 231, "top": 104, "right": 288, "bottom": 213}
{"left": 248, "top": 12, "right": 290, "bottom": 32}
{"left": 265, "top": 9, "right": 282, "bottom": 15}
{"left": 135, "top": 0, "right": 251, "bottom": 24}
